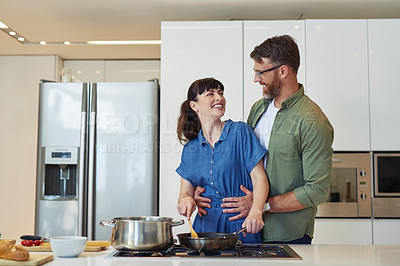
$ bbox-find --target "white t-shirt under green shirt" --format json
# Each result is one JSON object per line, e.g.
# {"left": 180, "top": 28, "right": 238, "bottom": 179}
{"left": 254, "top": 98, "right": 279, "bottom": 168}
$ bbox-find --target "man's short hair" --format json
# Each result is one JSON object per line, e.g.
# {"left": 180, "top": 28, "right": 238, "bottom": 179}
{"left": 250, "top": 35, "right": 300, "bottom": 74}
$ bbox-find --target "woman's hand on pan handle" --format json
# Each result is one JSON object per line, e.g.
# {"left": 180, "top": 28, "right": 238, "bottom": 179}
{"left": 242, "top": 210, "right": 264, "bottom": 234}
{"left": 177, "top": 196, "right": 197, "bottom": 219}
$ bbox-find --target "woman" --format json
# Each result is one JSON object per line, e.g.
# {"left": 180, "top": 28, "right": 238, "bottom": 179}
{"left": 176, "top": 77, "right": 269, "bottom": 243}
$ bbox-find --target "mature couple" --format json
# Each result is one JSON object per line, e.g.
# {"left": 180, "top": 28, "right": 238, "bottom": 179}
{"left": 176, "top": 35, "right": 334, "bottom": 244}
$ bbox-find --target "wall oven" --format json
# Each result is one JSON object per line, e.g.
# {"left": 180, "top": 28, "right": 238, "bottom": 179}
{"left": 316, "top": 153, "right": 372, "bottom": 218}
{"left": 373, "top": 153, "right": 400, "bottom": 218}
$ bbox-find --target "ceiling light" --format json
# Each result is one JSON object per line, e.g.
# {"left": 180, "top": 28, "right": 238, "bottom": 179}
{"left": 0, "top": 22, "right": 161, "bottom": 46}
{"left": 87, "top": 40, "right": 161, "bottom": 45}
{"left": 0, "top": 21, "right": 8, "bottom": 28}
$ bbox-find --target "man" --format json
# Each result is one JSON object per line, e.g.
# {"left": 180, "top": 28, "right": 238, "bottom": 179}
{"left": 194, "top": 35, "right": 334, "bottom": 244}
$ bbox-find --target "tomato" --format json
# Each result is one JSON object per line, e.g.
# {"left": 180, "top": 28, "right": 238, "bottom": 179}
{"left": 21, "top": 240, "right": 28, "bottom": 246}
{"left": 26, "top": 240, "right": 34, "bottom": 247}
{"left": 34, "top": 240, "right": 43, "bottom": 246}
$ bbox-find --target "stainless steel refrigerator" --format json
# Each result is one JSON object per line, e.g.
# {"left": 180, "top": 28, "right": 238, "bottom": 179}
{"left": 35, "top": 80, "right": 159, "bottom": 240}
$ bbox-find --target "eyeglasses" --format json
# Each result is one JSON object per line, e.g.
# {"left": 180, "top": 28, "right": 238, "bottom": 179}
{"left": 254, "top": 64, "right": 283, "bottom": 79}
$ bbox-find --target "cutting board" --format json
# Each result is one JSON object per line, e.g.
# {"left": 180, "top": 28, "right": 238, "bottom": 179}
{"left": 22, "top": 245, "right": 106, "bottom": 252}
{"left": 0, "top": 254, "right": 53, "bottom": 265}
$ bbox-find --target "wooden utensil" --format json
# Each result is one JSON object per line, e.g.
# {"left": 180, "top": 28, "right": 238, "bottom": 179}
{"left": 21, "top": 241, "right": 110, "bottom": 252}
{"left": 22, "top": 245, "right": 105, "bottom": 252}
{"left": 188, "top": 218, "right": 198, "bottom": 238}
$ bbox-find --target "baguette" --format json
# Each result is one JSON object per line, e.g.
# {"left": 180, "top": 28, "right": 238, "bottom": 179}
{"left": 0, "top": 240, "right": 29, "bottom": 261}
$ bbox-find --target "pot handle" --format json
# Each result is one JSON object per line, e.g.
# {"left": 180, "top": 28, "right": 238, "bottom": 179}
{"left": 99, "top": 220, "right": 116, "bottom": 228}
{"left": 171, "top": 219, "right": 184, "bottom": 227}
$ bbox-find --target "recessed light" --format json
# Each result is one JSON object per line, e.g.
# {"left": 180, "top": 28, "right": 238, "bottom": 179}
{"left": 87, "top": 40, "right": 161, "bottom": 45}
{"left": 64, "top": 41, "right": 71, "bottom": 45}
{"left": 0, "top": 21, "right": 8, "bottom": 28}
{"left": 9, "top": 31, "right": 16, "bottom": 36}
{"left": 17, "top": 37, "right": 25, "bottom": 42}
{"left": 40, "top": 41, "right": 47, "bottom": 45}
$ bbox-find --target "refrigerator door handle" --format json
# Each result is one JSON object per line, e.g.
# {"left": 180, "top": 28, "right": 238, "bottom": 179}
{"left": 87, "top": 83, "right": 97, "bottom": 240}
{"left": 78, "top": 84, "right": 88, "bottom": 237}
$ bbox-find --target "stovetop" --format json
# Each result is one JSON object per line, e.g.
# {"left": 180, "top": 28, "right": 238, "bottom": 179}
{"left": 105, "top": 244, "right": 302, "bottom": 260}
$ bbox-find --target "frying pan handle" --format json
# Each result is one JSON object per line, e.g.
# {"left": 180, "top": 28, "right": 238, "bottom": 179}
{"left": 234, "top": 227, "right": 247, "bottom": 235}
{"left": 171, "top": 219, "right": 184, "bottom": 227}
{"left": 99, "top": 220, "right": 116, "bottom": 228}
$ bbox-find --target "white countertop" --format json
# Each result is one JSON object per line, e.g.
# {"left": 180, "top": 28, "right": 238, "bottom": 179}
{"left": 41, "top": 245, "right": 400, "bottom": 266}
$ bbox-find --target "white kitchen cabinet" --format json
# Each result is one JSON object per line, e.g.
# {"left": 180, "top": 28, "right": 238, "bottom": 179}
{"left": 243, "top": 20, "right": 305, "bottom": 120}
{"left": 64, "top": 60, "right": 160, "bottom": 82}
{"left": 313, "top": 218, "right": 373, "bottom": 244}
{"left": 368, "top": 19, "right": 400, "bottom": 151}
{"left": 305, "top": 20, "right": 370, "bottom": 151}
{"left": 63, "top": 60, "right": 105, "bottom": 82}
{"left": 104, "top": 60, "right": 160, "bottom": 82}
{"left": 373, "top": 219, "right": 400, "bottom": 245}
{"left": 160, "top": 21, "right": 243, "bottom": 235}
{"left": 0, "top": 55, "right": 61, "bottom": 240}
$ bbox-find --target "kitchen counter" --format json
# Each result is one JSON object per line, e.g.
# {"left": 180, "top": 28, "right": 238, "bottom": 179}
{"left": 38, "top": 245, "right": 400, "bottom": 266}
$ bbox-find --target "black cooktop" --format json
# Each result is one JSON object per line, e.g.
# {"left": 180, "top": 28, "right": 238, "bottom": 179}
{"left": 107, "top": 244, "right": 302, "bottom": 259}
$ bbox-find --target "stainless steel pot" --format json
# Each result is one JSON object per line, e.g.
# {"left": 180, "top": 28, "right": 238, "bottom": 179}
{"left": 100, "top": 216, "right": 184, "bottom": 251}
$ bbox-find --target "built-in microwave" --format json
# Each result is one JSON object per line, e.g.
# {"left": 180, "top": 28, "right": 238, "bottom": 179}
{"left": 372, "top": 153, "right": 400, "bottom": 218}
{"left": 316, "top": 153, "right": 372, "bottom": 218}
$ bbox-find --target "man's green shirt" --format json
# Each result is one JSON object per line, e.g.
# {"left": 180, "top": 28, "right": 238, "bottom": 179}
{"left": 247, "top": 84, "right": 334, "bottom": 242}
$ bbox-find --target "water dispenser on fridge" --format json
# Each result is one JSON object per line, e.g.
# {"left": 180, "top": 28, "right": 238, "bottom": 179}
{"left": 36, "top": 147, "right": 80, "bottom": 237}
{"left": 42, "top": 147, "right": 78, "bottom": 200}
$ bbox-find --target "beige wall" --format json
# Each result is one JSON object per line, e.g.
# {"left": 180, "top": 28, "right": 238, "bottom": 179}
{"left": 0, "top": 55, "right": 60, "bottom": 240}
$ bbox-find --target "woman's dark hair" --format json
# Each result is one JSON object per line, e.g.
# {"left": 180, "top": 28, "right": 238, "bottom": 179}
{"left": 177, "top": 77, "right": 224, "bottom": 144}
{"left": 250, "top": 35, "right": 300, "bottom": 74}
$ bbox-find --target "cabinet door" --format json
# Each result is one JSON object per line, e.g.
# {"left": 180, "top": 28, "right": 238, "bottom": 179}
{"left": 368, "top": 19, "right": 400, "bottom": 150}
{"left": 314, "top": 219, "right": 372, "bottom": 244}
{"left": 160, "top": 21, "right": 243, "bottom": 235}
{"left": 104, "top": 60, "right": 160, "bottom": 82}
{"left": 306, "top": 20, "right": 370, "bottom": 151}
{"left": 373, "top": 219, "right": 400, "bottom": 245}
{"left": 243, "top": 21, "right": 305, "bottom": 121}
{"left": 63, "top": 60, "right": 105, "bottom": 82}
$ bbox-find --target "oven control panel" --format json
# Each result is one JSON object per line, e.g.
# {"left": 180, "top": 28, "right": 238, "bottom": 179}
{"left": 357, "top": 153, "right": 372, "bottom": 217}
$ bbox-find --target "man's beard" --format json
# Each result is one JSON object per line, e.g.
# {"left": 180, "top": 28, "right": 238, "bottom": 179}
{"left": 263, "top": 71, "right": 281, "bottom": 99}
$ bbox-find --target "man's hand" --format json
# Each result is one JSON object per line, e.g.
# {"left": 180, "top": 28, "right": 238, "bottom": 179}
{"left": 221, "top": 185, "right": 253, "bottom": 221}
{"left": 193, "top": 186, "right": 211, "bottom": 217}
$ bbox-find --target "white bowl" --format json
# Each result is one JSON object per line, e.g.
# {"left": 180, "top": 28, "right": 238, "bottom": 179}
{"left": 50, "top": 236, "right": 87, "bottom": 257}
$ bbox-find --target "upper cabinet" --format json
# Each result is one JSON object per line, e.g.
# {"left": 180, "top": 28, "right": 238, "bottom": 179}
{"left": 305, "top": 20, "right": 370, "bottom": 151}
{"left": 368, "top": 19, "right": 400, "bottom": 151}
{"left": 243, "top": 21, "right": 305, "bottom": 121}
{"left": 63, "top": 60, "right": 160, "bottom": 82}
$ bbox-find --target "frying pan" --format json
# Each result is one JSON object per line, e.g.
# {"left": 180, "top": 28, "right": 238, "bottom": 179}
{"left": 177, "top": 228, "right": 246, "bottom": 251}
